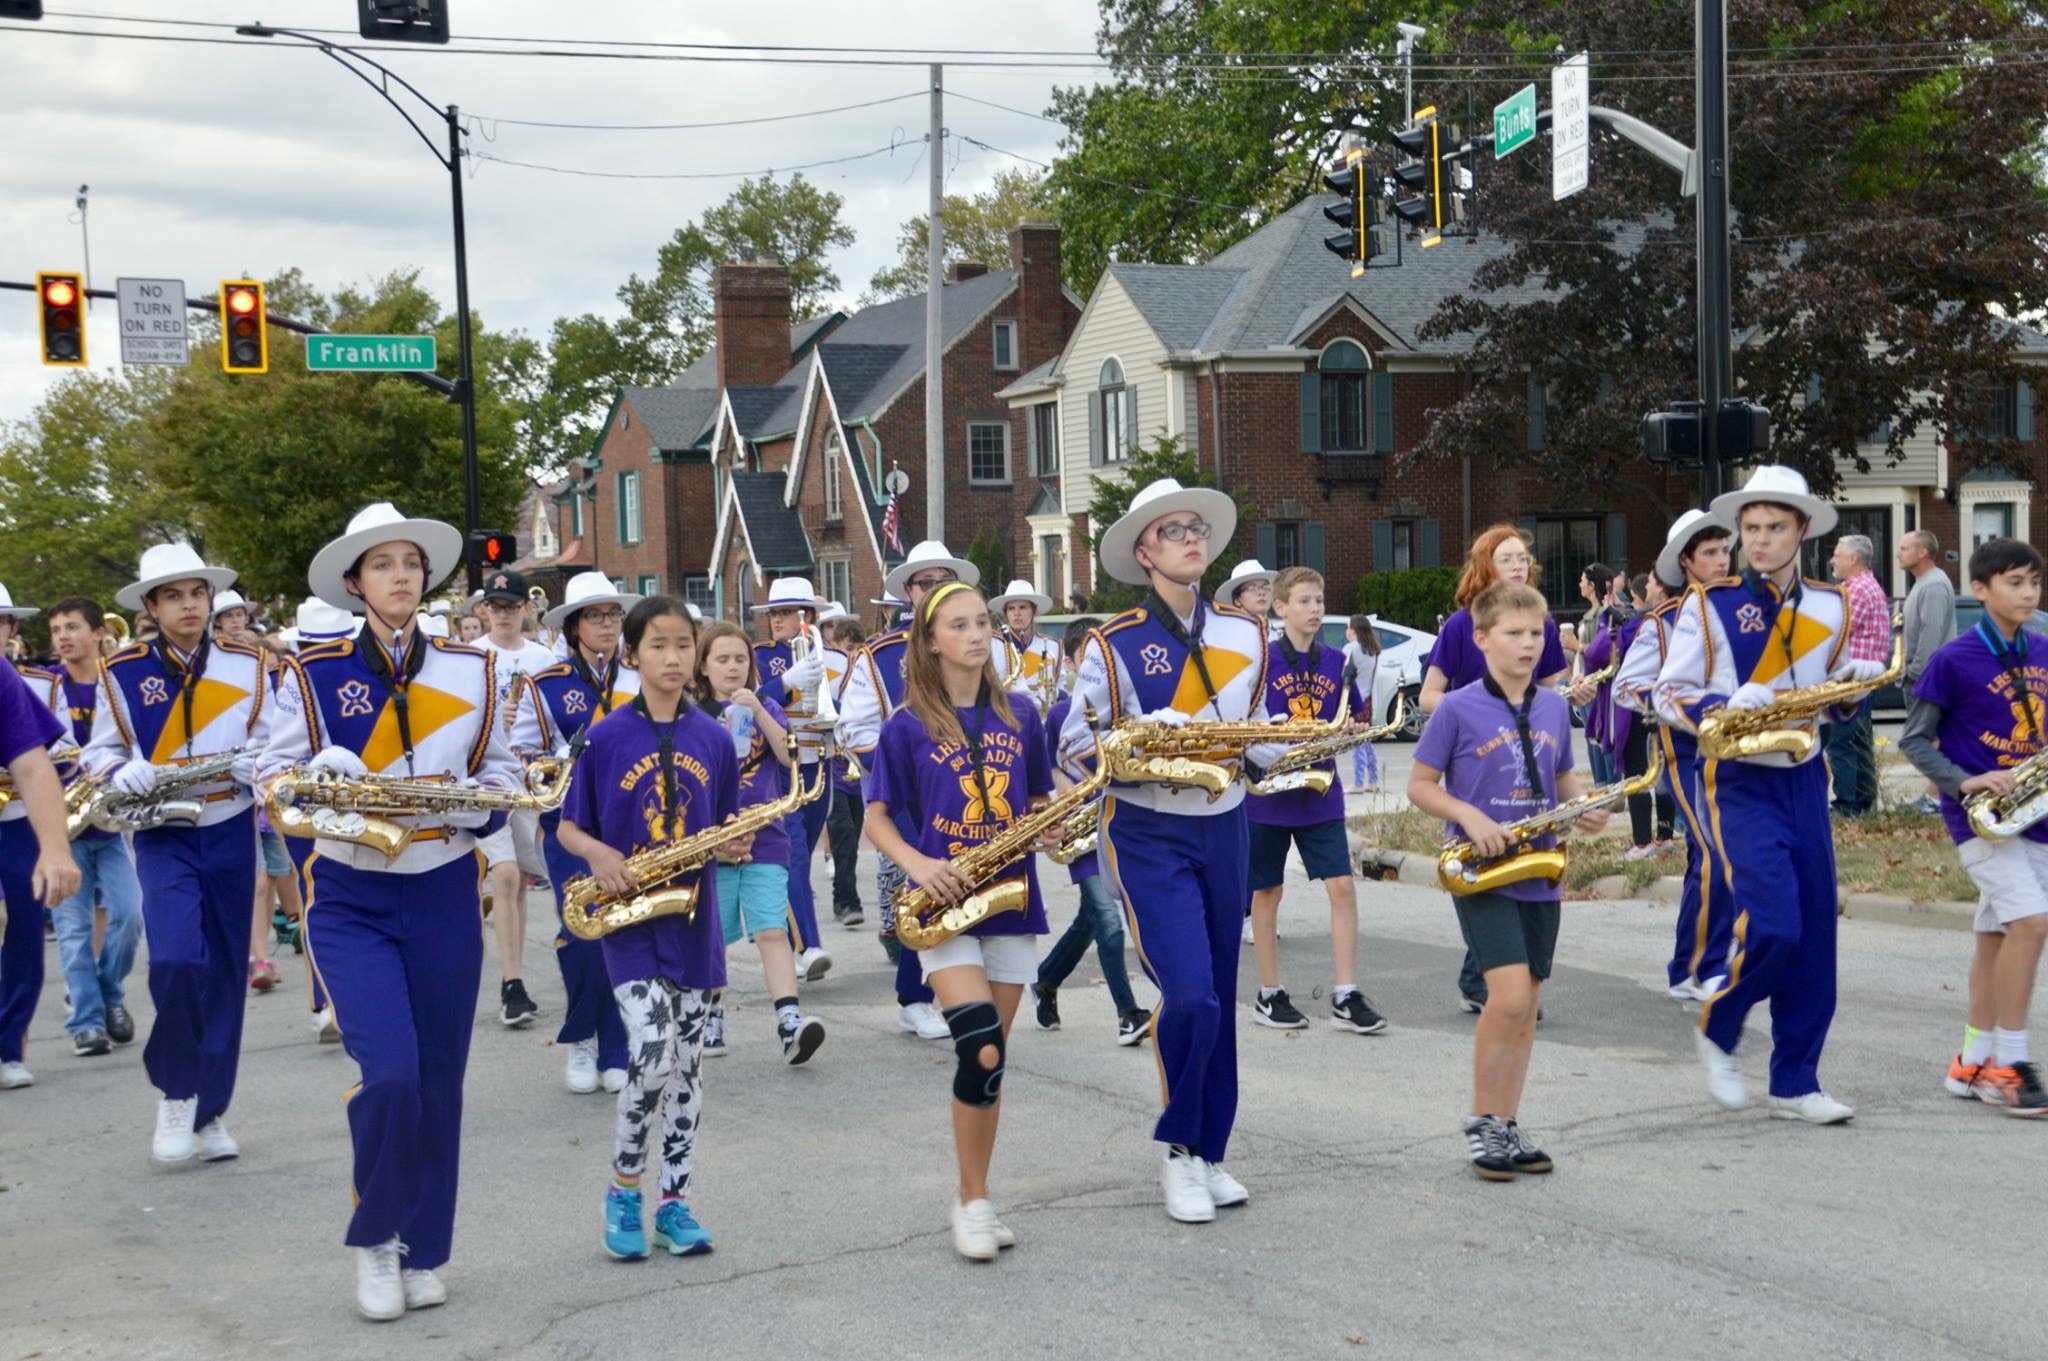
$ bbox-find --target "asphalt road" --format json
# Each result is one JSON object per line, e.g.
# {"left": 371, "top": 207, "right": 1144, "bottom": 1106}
{"left": 3, "top": 829, "right": 2034, "bottom": 1361}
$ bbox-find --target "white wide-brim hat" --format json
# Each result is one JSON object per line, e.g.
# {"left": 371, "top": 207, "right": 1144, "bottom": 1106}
{"left": 417, "top": 613, "right": 450, "bottom": 639}
{"left": 1098, "top": 479, "right": 1237, "bottom": 587}
{"left": 117, "top": 543, "right": 239, "bottom": 613}
{"left": 293, "top": 596, "right": 361, "bottom": 643}
{"left": 869, "top": 594, "right": 907, "bottom": 607}
{"left": 1655, "top": 508, "right": 1734, "bottom": 587}
{"left": 816, "top": 603, "right": 853, "bottom": 625}
{"left": 543, "top": 570, "right": 643, "bottom": 630}
{"left": 308, "top": 502, "right": 462, "bottom": 614}
{"left": 1710, "top": 465, "right": 1837, "bottom": 542}
{"left": 0, "top": 582, "right": 38, "bottom": 620}
{"left": 210, "top": 589, "right": 250, "bottom": 618}
{"left": 989, "top": 578, "right": 1053, "bottom": 613}
{"left": 750, "top": 576, "right": 827, "bottom": 614}
{"left": 883, "top": 541, "right": 980, "bottom": 599}
{"left": 1216, "top": 559, "right": 1275, "bottom": 607}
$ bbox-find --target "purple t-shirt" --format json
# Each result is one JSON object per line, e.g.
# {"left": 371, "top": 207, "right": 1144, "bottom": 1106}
{"left": 1413, "top": 677, "right": 1576, "bottom": 903}
{"left": 1912, "top": 624, "right": 2048, "bottom": 847}
{"left": 1426, "top": 607, "right": 1569, "bottom": 690}
{"left": 1046, "top": 695, "right": 1097, "bottom": 884}
{"left": 1248, "top": 638, "right": 1369, "bottom": 827}
{"left": 1, "top": 663, "right": 63, "bottom": 767}
{"left": 706, "top": 695, "right": 791, "bottom": 868}
{"left": 559, "top": 700, "right": 738, "bottom": 989}
{"left": 866, "top": 697, "right": 1054, "bottom": 936}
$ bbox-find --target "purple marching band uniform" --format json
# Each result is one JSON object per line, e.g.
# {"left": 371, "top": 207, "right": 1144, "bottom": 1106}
{"left": 509, "top": 652, "right": 642, "bottom": 1075}
{"left": 755, "top": 636, "right": 847, "bottom": 954}
{"left": 1247, "top": 636, "right": 1371, "bottom": 869}
{"left": 1058, "top": 595, "right": 1271, "bottom": 1161}
{"left": 1616, "top": 596, "right": 1728, "bottom": 991}
{"left": 260, "top": 628, "right": 519, "bottom": 1269}
{"left": 1580, "top": 613, "right": 1636, "bottom": 773}
{"left": 0, "top": 663, "right": 69, "bottom": 1067}
{"left": 81, "top": 633, "right": 269, "bottom": 1127}
{"left": 1654, "top": 574, "right": 1852, "bottom": 1098}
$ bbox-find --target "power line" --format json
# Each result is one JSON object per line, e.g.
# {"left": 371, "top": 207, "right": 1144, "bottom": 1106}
{"left": 469, "top": 137, "right": 922, "bottom": 181}
{"left": 948, "top": 91, "right": 1065, "bottom": 125}
{"left": 468, "top": 90, "right": 926, "bottom": 132}
{"left": 957, "top": 134, "right": 1262, "bottom": 214}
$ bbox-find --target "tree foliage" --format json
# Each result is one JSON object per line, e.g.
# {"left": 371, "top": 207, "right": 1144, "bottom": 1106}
{"left": 1081, "top": 434, "right": 1247, "bottom": 610}
{"left": 866, "top": 169, "right": 1049, "bottom": 302}
{"left": 965, "top": 526, "right": 1011, "bottom": 595}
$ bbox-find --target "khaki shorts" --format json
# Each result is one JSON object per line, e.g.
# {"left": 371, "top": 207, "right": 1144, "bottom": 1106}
{"left": 916, "top": 932, "right": 1039, "bottom": 985}
{"left": 1957, "top": 835, "right": 2048, "bottom": 933}
{"left": 478, "top": 807, "right": 549, "bottom": 880}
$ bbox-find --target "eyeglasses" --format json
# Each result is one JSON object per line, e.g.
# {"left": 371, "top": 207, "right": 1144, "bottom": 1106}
{"left": 908, "top": 571, "right": 958, "bottom": 591}
{"left": 1150, "top": 520, "right": 1213, "bottom": 544}
{"left": 1495, "top": 552, "right": 1533, "bottom": 567}
{"left": 580, "top": 608, "right": 624, "bottom": 624}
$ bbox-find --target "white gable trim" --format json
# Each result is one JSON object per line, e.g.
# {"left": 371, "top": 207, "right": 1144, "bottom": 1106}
{"left": 1286, "top": 293, "right": 1409, "bottom": 352}
{"left": 781, "top": 352, "right": 830, "bottom": 506}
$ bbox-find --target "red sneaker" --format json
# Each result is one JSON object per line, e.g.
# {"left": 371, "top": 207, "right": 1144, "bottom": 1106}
{"left": 248, "top": 958, "right": 279, "bottom": 993}
{"left": 1945, "top": 1053, "right": 1987, "bottom": 1099}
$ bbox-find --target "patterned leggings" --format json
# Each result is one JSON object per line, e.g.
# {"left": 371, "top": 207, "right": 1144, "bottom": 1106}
{"left": 611, "top": 978, "right": 712, "bottom": 1201}
{"left": 876, "top": 853, "right": 907, "bottom": 932}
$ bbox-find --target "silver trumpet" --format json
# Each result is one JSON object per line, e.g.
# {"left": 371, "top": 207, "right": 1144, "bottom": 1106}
{"left": 787, "top": 624, "right": 840, "bottom": 733}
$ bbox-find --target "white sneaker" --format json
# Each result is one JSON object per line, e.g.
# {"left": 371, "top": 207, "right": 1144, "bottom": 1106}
{"left": 951, "top": 1199, "right": 1000, "bottom": 1261}
{"left": 1667, "top": 980, "right": 1696, "bottom": 1001}
{"left": 898, "top": 1002, "right": 950, "bottom": 1041}
{"left": 601, "top": 1067, "right": 627, "bottom": 1094}
{"left": 0, "top": 1061, "right": 32, "bottom": 1089}
{"left": 1203, "top": 1161, "right": 1248, "bottom": 1208}
{"left": 401, "top": 1268, "right": 447, "bottom": 1309}
{"left": 1769, "top": 1091, "right": 1855, "bottom": 1125}
{"left": 198, "top": 1117, "right": 239, "bottom": 1161}
{"left": 1240, "top": 917, "right": 1255, "bottom": 945}
{"left": 565, "top": 1038, "right": 600, "bottom": 1094}
{"left": 989, "top": 1212, "right": 1017, "bottom": 1250}
{"left": 313, "top": 1008, "right": 341, "bottom": 1043}
{"left": 354, "top": 1239, "right": 406, "bottom": 1321}
{"left": 1161, "top": 1150, "right": 1216, "bottom": 1223}
{"left": 1696, "top": 1030, "right": 1750, "bottom": 1110}
{"left": 799, "top": 947, "right": 833, "bottom": 981}
{"left": 1696, "top": 974, "right": 1726, "bottom": 1001}
{"left": 153, "top": 1097, "right": 198, "bottom": 1163}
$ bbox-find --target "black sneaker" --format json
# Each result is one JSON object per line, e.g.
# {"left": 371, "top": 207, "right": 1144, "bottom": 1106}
{"left": 1463, "top": 1115, "right": 1515, "bottom": 1182}
{"left": 1253, "top": 989, "right": 1308, "bottom": 1029}
{"left": 72, "top": 1028, "right": 112, "bottom": 1057}
{"left": 780, "top": 1015, "right": 826, "bottom": 1066}
{"left": 841, "top": 907, "right": 865, "bottom": 927}
{"left": 105, "top": 1004, "right": 135, "bottom": 1045}
{"left": 1504, "top": 1119, "right": 1553, "bottom": 1173}
{"left": 499, "top": 979, "right": 539, "bottom": 1029}
{"left": 1459, "top": 993, "right": 1486, "bottom": 1014}
{"left": 1116, "top": 1010, "right": 1152, "bottom": 1047}
{"left": 1330, "top": 991, "right": 1388, "bottom": 1035}
{"left": 1032, "top": 982, "right": 1061, "bottom": 1032}
{"left": 2003, "top": 1060, "right": 2048, "bottom": 1117}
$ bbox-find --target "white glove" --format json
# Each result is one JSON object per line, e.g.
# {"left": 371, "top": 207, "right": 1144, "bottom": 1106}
{"left": 231, "top": 750, "right": 257, "bottom": 788}
{"left": 782, "top": 649, "right": 825, "bottom": 693}
{"left": 1830, "top": 658, "right": 1888, "bottom": 684}
{"left": 307, "top": 746, "right": 370, "bottom": 779}
{"left": 111, "top": 760, "right": 160, "bottom": 796}
{"left": 1246, "top": 742, "right": 1289, "bottom": 769}
{"left": 1139, "top": 707, "right": 1189, "bottom": 728}
{"left": 1726, "top": 683, "right": 1777, "bottom": 712}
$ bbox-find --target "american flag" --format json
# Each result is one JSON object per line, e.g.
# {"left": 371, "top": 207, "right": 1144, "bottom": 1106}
{"left": 880, "top": 486, "right": 905, "bottom": 556}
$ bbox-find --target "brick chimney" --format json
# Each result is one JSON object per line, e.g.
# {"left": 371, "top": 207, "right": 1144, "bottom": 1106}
{"left": 712, "top": 260, "right": 793, "bottom": 391}
{"left": 948, "top": 261, "right": 990, "bottom": 283}
{"left": 1009, "top": 223, "right": 1066, "bottom": 370}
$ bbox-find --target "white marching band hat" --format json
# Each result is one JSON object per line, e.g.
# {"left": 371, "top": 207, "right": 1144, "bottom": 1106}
{"left": 293, "top": 596, "right": 361, "bottom": 644}
{"left": 308, "top": 502, "right": 463, "bottom": 614}
{"left": 117, "top": 543, "right": 239, "bottom": 613}
{"left": 417, "top": 613, "right": 451, "bottom": 638}
{"left": 543, "top": 571, "right": 643, "bottom": 630}
{"left": 1097, "top": 478, "right": 1237, "bottom": 587}
{"left": 816, "top": 602, "right": 853, "bottom": 625}
{"left": 750, "top": 576, "right": 827, "bottom": 614}
{"left": 883, "top": 541, "right": 979, "bottom": 599}
{"left": 209, "top": 589, "right": 250, "bottom": 619}
{"left": 1655, "top": 508, "right": 1734, "bottom": 587}
{"left": 988, "top": 578, "right": 1053, "bottom": 613}
{"left": 1215, "top": 558, "right": 1274, "bottom": 607}
{"left": 0, "top": 581, "right": 38, "bottom": 620}
{"left": 1710, "top": 464, "right": 1838, "bottom": 541}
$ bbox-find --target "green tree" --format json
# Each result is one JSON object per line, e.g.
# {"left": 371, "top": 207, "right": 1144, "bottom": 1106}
{"left": 866, "top": 169, "right": 1049, "bottom": 301}
{"left": 1081, "top": 434, "right": 1246, "bottom": 611}
{"left": 965, "top": 527, "right": 1011, "bottom": 594}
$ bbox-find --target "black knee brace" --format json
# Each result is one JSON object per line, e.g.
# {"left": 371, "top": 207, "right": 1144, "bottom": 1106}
{"left": 943, "top": 1001, "right": 1004, "bottom": 1107}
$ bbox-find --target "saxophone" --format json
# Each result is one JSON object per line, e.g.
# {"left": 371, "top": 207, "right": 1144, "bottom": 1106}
{"left": 1964, "top": 746, "right": 2048, "bottom": 840}
{"left": 1437, "top": 747, "right": 1665, "bottom": 895}
{"left": 1247, "top": 693, "right": 1407, "bottom": 797}
{"left": 894, "top": 731, "right": 1128, "bottom": 949}
{"left": 0, "top": 750, "right": 80, "bottom": 813}
{"left": 1047, "top": 799, "right": 1101, "bottom": 865}
{"left": 266, "top": 762, "right": 567, "bottom": 861}
{"left": 1103, "top": 686, "right": 1352, "bottom": 801}
{"left": 1695, "top": 625, "right": 1905, "bottom": 762}
{"left": 560, "top": 763, "right": 825, "bottom": 940}
{"left": 70, "top": 745, "right": 257, "bottom": 836}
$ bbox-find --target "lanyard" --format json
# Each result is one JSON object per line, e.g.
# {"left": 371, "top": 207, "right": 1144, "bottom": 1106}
{"left": 152, "top": 636, "right": 210, "bottom": 760}
{"left": 1745, "top": 570, "right": 1804, "bottom": 677}
{"left": 1146, "top": 591, "right": 1220, "bottom": 714}
{"left": 1482, "top": 675, "right": 1546, "bottom": 804}
{"left": 1978, "top": 620, "right": 2041, "bottom": 748}
{"left": 960, "top": 681, "right": 998, "bottom": 823}
{"left": 569, "top": 648, "right": 620, "bottom": 717}
{"left": 362, "top": 629, "right": 430, "bottom": 775}
{"left": 632, "top": 692, "right": 690, "bottom": 840}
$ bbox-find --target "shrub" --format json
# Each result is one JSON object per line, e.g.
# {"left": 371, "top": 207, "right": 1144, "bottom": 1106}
{"left": 965, "top": 527, "right": 1009, "bottom": 594}
{"left": 1355, "top": 567, "right": 1461, "bottom": 631}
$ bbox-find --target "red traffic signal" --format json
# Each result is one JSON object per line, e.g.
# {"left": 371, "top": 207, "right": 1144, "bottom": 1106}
{"left": 469, "top": 529, "right": 516, "bottom": 569}
{"left": 219, "top": 280, "right": 268, "bottom": 374}
{"left": 37, "top": 271, "right": 86, "bottom": 366}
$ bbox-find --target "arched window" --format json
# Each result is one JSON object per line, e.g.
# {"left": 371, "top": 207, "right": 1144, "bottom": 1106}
{"left": 1319, "top": 340, "right": 1370, "bottom": 451}
{"left": 1098, "top": 357, "right": 1129, "bottom": 463}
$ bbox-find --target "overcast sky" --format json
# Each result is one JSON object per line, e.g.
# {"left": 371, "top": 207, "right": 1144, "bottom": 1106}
{"left": 0, "top": 2, "right": 1102, "bottom": 423}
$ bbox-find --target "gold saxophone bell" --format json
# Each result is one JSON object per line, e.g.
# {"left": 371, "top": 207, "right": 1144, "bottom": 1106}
{"left": 1695, "top": 623, "right": 1905, "bottom": 762}
{"left": 1437, "top": 748, "right": 1665, "bottom": 895}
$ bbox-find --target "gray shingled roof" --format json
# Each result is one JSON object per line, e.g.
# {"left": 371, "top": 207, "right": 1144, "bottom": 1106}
{"left": 810, "top": 270, "right": 1018, "bottom": 421}
{"left": 1109, "top": 263, "right": 1249, "bottom": 351}
{"left": 817, "top": 343, "right": 907, "bottom": 416}
{"left": 995, "top": 354, "right": 1059, "bottom": 399}
{"left": 622, "top": 386, "right": 719, "bottom": 451}
{"left": 730, "top": 471, "right": 811, "bottom": 570}
{"left": 727, "top": 385, "right": 802, "bottom": 439}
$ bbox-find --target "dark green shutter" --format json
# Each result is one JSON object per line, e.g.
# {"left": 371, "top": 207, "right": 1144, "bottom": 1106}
{"left": 1304, "top": 522, "right": 1326, "bottom": 574}
{"left": 1526, "top": 374, "right": 1547, "bottom": 451}
{"left": 1372, "top": 519, "right": 1393, "bottom": 570}
{"left": 1300, "top": 373, "right": 1321, "bottom": 453}
{"left": 1605, "top": 513, "right": 1628, "bottom": 574}
{"left": 1373, "top": 372, "right": 1395, "bottom": 453}
{"left": 1420, "top": 518, "right": 1441, "bottom": 568}
{"left": 1087, "top": 394, "right": 1103, "bottom": 467}
{"left": 1256, "top": 523, "right": 1277, "bottom": 566}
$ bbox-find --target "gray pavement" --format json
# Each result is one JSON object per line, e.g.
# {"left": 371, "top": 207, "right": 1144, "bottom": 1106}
{"left": 3, "top": 835, "right": 2038, "bottom": 1361}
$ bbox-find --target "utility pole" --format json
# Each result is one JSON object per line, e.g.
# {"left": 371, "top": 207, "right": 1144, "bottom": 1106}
{"left": 1695, "top": 0, "right": 1734, "bottom": 503}
{"left": 925, "top": 63, "right": 947, "bottom": 548}
{"left": 72, "top": 184, "right": 91, "bottom": 309}
{"left": 447, "top": 104, "right": 483, "bottom": 592}
{"left": 1397, "top": 22, "right": 1426, "bottom": 124}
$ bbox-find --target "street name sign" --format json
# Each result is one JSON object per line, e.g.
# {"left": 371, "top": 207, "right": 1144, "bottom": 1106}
{"left": 306, "top": 333, "right": 439, "bottom": 372}
{"left": 1494, "top": 84, "right": 1537, "bottom": 158}
{"left": 116, "top": 277, "right": 189, "bottom": 366}
{"left": 1552, "top": 53, "right": 1590, "bottom": 200}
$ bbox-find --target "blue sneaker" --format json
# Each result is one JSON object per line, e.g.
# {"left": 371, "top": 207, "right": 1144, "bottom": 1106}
{"left": 604, "top": 1183, "right": 647, "bottom": 1260}
{"left": 653, "top": 1200, "right": 714, "bottom": 1256}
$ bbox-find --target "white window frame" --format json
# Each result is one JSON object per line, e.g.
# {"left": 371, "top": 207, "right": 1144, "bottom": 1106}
{"left": 1026, "top": 510, "right": 1069, "bottom": 602}
{"left": 637, "top": 574, "right": 659, "bottom": 595}
{"left": 619, "top": 470, "right": 643, "bottom": 545}
{"left": 992, "top": 320, "right": 1018, "bottom": 372}
{"left": 820, "top": 558, "right": 853, "bottom": 612}
{"left": 967, "top": 421, "right": 1012, "bottom": 486}
{"left": 824, "top": 432, "right": 844, "bottom": 521}
{"left": 1959, "top": 478, "right": 2030, "bottom": 557}
{"left": 683, "top": 574, "right": 715, "bottom": 617}
{"left": 1098, "top": 357, "right": 1129, "bottom": 465}
{"left": 1030, "top": 402, "right": 1059, "bottom": 477}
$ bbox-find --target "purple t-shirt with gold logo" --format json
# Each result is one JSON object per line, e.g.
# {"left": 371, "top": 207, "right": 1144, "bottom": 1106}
{"left": 1413, "top": 678, "right": 1575, "bottom": 903}
{"left": 1912, "top": 624, "right": 2048, "bottom": 847}
{"left": 866, "top": 698, "right": 1054, "bottom": 936}
{"left": 1248, "top": 637, "right": 1369, "bottom": 827}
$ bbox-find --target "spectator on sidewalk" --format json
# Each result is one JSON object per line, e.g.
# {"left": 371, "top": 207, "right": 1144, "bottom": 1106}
{"left": 1827, "top": 534, "right": 1889, "bottom": 817}
{"left": 1900, "top": 531, "right": 1957, "bottom": 817}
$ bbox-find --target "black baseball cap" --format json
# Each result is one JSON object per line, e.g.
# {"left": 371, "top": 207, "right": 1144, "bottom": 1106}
{"left": 479, "top": 569, "right": 530, "bottom": 603}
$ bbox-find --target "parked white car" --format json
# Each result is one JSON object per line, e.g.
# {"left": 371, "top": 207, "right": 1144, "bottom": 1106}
{"left": 1316, "top": 616, "right": 1436, "bottom": 741}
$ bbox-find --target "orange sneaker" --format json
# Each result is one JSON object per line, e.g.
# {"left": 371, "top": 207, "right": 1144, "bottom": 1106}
{"left": 1945, "top": 1054, "right": 1987, "bottom": 1099}
{"left": 1975, "top": 1061, "right": 2048, "bottom": 1116}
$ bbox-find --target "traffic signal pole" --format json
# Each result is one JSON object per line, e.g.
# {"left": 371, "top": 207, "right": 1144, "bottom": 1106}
{"left": 447, "top": 103, "right": 483, "bottom": 593}
{"left": 1696, "top": 0, "right": 1735, "bottom": 503}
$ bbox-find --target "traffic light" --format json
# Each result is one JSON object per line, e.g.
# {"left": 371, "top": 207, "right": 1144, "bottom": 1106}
{"left": 1321, "top": 148, "right": 1380, "bottom": 278}
{"left": 36, "top": 271, "right": 85, "bottom": 367}
{"left": 1390, "top": 106, "right": 1445, "bottom": 248}
{"left": 359, "top": 0, "right": 449, "bottom": 43}
{"left": 219, "top": 280, "right": 268, "bottom": 374}
{"left": 2, "top": 2, "right": 44, "bottom": 20}
{"left": 469, "top": 529, "right": 516, "bottom": 571}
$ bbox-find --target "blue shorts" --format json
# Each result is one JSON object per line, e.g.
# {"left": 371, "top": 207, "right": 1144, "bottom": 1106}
{"left": 259, "top": 830, "right": 291, "bottom": 879}
{"left": 715, "top": 861, "right": 791, "bottom": 942}
{"left": 1247, "top": 818, "right": 1351, "bottom": 890}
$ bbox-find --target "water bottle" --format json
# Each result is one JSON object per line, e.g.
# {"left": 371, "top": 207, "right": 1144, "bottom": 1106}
{"left": 723, "top": 702, "right": 756, "bottom": 760}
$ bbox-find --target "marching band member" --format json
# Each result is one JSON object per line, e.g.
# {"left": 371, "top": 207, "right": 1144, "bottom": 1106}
{"left": 819, "top": 610, "right": 869, "bottom": 927}
{"left": 1654, "top": 466, "right": 1883, "bottom": 1125}
{"left": 82, "top": 545, "right": 268, "bottom": 1161}
{"left": 556, "top": 597, "right": 740, "bottom": 1263}
{"left": 837, "top": 543, "right": 983, "bottom": 1042}
{"left": 1408, "top": 583, "right": 1607, "bottom": 1180}
{"left": 750, "top": 576, "right": 842, "bottom": 982}
{"left": 1216, "top": 560, "right": 1277, "bottom": 638}
{"left": 285, "top": 597, "right": 360, "bottom": 1044}
{"left": 44, "top": 596, "right": 145, "bottom": 1057}
{"left": 1614, "top": 510, "right": 1734, "bottom": 1002}
{"left": 511, "top": 571, "right": 644, "bottom": 1095}
{"left": 211, "top": 589, "right": 253, "bottom": 642}
{"left": 259, "top": 502, "right": 520, "bottom": 1320}
{"left": 1057, "top": 479, "right": 1278, "bottom": 1224}
{"left": 863, "top": 580, "right": 1055, "bottom": 1260}
{"left": 1900, "top": 538, "right": 2048, "bottom": 1116}
{"left": 990, "top": 578, "right": 1062, "bottom": 710}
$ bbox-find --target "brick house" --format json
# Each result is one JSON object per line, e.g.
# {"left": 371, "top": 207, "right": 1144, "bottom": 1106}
{"left": 1005, "top": 194, "right": 2047, "bottom": 611}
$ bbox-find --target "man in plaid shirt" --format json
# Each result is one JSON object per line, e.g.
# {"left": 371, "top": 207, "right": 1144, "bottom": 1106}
{"left": 1828, "top": 533, "right": 1891, "bottom": 815}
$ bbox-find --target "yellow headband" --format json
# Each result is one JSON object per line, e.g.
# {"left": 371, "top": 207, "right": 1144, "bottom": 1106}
{"left": 921, "top": 580, "right": 979, "bottom": 624}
